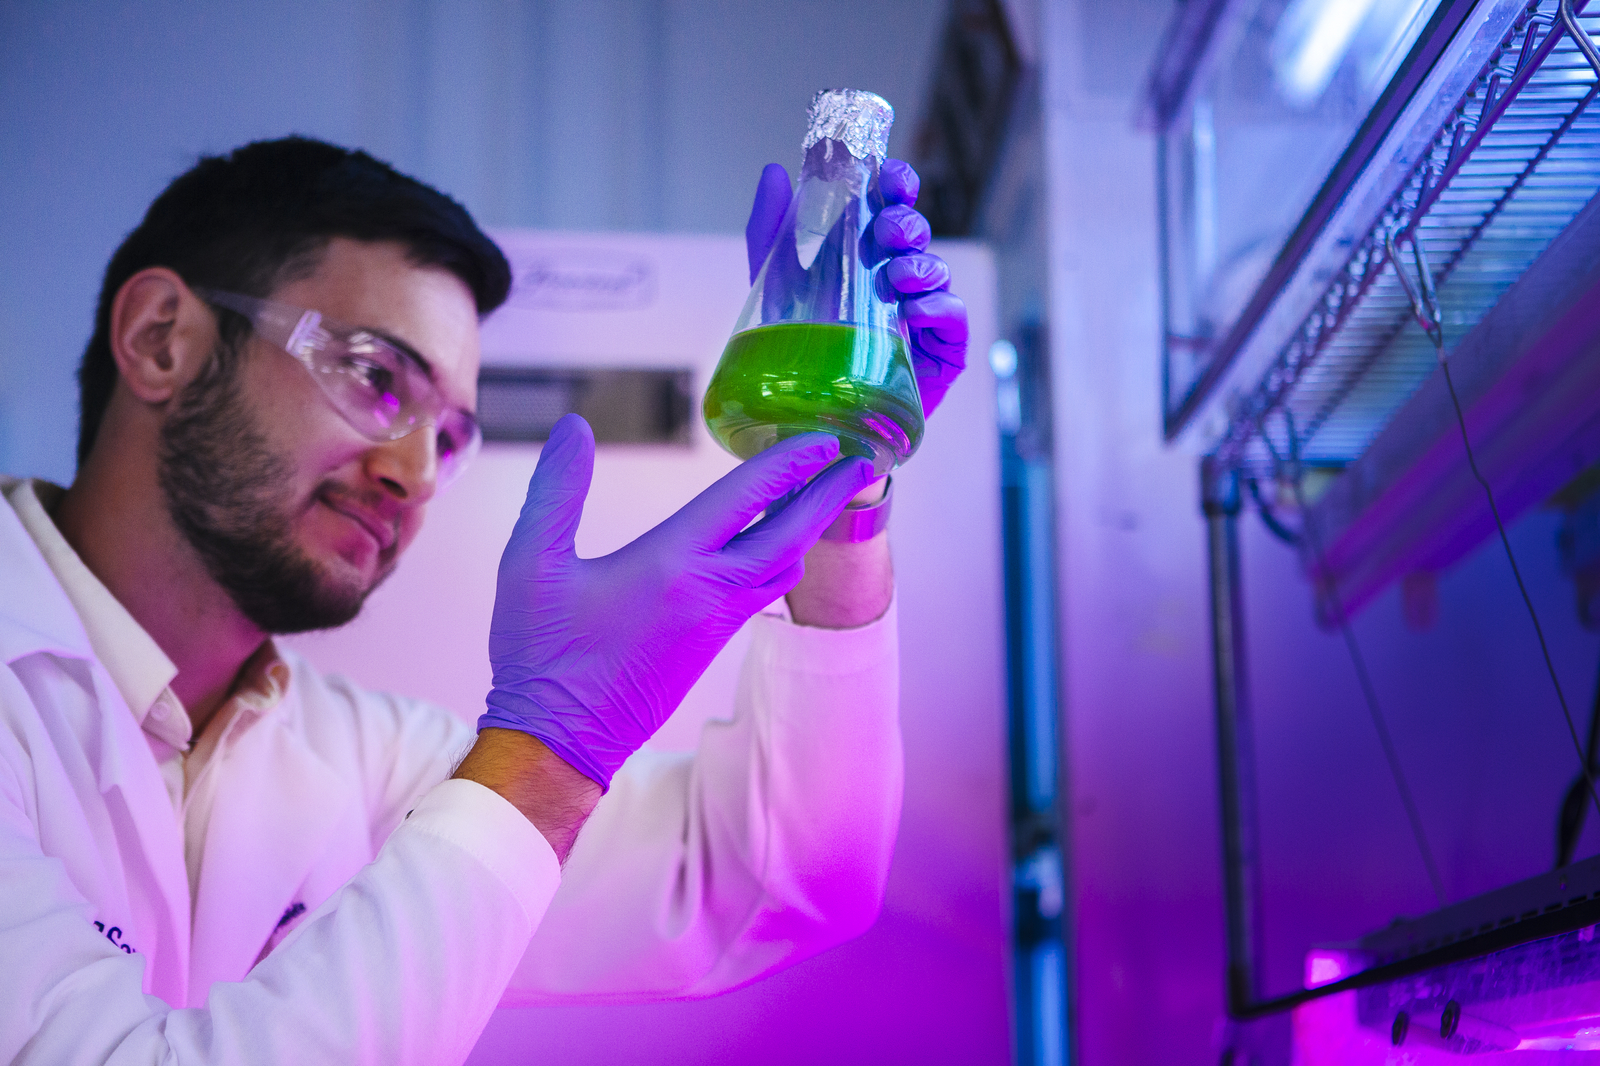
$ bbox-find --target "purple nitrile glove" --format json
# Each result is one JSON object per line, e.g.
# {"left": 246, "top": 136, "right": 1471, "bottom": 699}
{"left": 480, "top": 413, "right": 877, "bottom": 790}
{"left": 744, "top": 158, "right": 970, "bottom": 416}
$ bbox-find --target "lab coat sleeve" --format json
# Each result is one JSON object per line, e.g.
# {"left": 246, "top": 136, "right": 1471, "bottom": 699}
{"left": 301, "top": 662, "right": 478, "bottom": 850}
{"left": 500, "top": 597, "right": 903, "bottom": 1004}
{"left": 0, "top": 664, "right": 560, "bottom": 1066}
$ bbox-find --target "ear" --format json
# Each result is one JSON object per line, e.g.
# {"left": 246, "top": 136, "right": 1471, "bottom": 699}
{"left": 109, "top": 267, "right": 218, "bottom": 404}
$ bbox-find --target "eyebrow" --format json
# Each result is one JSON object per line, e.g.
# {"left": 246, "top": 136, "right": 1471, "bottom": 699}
{"left": 361, "top": 324, "right": 477, "bottom": 418}
{"left": 366, "top": 327, "right": 437, "bottom": 382}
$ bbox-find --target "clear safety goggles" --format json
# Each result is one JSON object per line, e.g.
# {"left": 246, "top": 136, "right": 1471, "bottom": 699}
{"left": 196, "top": 288, "right": 481, "bottom": 489}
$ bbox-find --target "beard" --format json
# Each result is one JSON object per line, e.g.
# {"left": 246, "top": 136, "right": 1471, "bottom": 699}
{"left": 157, "top": 345, "right": 395, "bottom": 634}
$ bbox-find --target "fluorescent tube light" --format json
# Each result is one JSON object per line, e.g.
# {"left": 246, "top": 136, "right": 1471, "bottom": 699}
{"left": 1272, "top": 0, "right": 1384, "bottom": 104}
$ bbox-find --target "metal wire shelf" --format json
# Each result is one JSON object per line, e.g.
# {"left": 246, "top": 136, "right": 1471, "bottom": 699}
{"left": 1155, "top": 0, "right": 1600, "bottom": 1031}
{"left": 1214, "top": 0, "right": 1600, "bottom": 471}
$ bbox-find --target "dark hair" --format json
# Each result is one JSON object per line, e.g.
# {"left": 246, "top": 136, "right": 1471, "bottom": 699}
{"left": 76, "top": 135, "right": 512, "bottom": 466}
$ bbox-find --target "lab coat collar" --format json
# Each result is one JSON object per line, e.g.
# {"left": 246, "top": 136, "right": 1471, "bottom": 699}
{"left": 3, "top": 477, "right": 183, "bottom": 736}
{"left": 0, "top": 476, "right": 97, "bottom": 666}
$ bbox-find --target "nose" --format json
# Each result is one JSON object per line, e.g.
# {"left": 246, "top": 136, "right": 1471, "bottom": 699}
{"left": 365, "top": 426, "right": 438, "bottom": 503}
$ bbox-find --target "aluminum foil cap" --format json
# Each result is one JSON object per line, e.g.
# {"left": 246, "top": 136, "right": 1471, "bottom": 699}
{"left": 802, "top": 89, "right": 894, "bottom": 165}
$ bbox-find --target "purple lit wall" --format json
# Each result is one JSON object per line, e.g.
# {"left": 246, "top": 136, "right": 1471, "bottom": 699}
{"left": 1041, "top": 1, "right": 1600, "bottom": 1062}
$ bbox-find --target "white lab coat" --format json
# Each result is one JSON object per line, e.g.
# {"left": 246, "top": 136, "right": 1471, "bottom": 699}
{"left": 0, "top": 478, "right": 903, "bottom": 1064}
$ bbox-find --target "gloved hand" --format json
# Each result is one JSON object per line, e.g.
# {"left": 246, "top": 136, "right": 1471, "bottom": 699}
{"left": 480, "top": 414, "right": 877, "bottom": 790}
{"left": 745, "top": 158, "right": 969, "bottom": 415}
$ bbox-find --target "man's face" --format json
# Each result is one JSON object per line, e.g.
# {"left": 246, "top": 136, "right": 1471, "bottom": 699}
{"left": 159, "top": 238, "right": 482, "bottom": 634}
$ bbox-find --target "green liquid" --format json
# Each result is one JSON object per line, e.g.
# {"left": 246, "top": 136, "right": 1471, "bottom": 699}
{"left": 703, "top": 322, "right": 925, "bottom": 475}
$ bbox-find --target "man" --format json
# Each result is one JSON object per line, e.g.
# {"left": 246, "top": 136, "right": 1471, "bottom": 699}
{"left": 0, "top": 137, "right": 967, "bottom": 1063}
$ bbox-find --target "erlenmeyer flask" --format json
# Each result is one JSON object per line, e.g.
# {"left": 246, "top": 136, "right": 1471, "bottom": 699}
{"left": 703, "top": 89, "right": 924, "bottom": 477}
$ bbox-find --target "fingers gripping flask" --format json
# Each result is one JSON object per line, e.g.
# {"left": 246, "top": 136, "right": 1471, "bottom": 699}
{"left": 704, "top": 89, "right": 925, "bottom": 476}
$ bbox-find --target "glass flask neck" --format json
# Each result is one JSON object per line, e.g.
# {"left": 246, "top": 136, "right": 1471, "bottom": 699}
{"left": 799, "top": 137, "right": 881, "bottom": 187}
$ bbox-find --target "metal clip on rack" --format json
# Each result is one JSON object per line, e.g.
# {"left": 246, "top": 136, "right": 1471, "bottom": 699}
{"left": 1383, "top": 229, "right": 1443, "bottom": 353}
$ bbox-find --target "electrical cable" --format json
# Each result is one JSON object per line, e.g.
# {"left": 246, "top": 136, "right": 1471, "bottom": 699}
{"left": 1246, "top": 476, "right": 1301, "bottom": 547}
{"left": 1384, "top": 227, "right": 1600, "bottom": 828}
{"left": 1436, "top": 354, "right": 1600, "bottom": 824}
{"left": 1556, "top": 651, "right": 1600, "bottom": 868}
{"left": 1262, "top": 416, "right": 1448, "bottom": 907}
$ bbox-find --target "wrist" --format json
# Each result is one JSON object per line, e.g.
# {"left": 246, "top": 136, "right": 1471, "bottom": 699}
{"left": 786, "top": 535, "right": 894, "bottom": 627}
{"left": 454, "top": 728, "right": 601, "bottom": 862}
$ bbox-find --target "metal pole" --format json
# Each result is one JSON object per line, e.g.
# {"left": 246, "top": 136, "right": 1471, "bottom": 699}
{"left": 1202, "top": 456, "right": 1264, "bottom": 1015}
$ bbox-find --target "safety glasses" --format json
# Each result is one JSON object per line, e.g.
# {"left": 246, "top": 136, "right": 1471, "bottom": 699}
{"left": 196, "top": 288, "right": 481, "bottom": 489}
